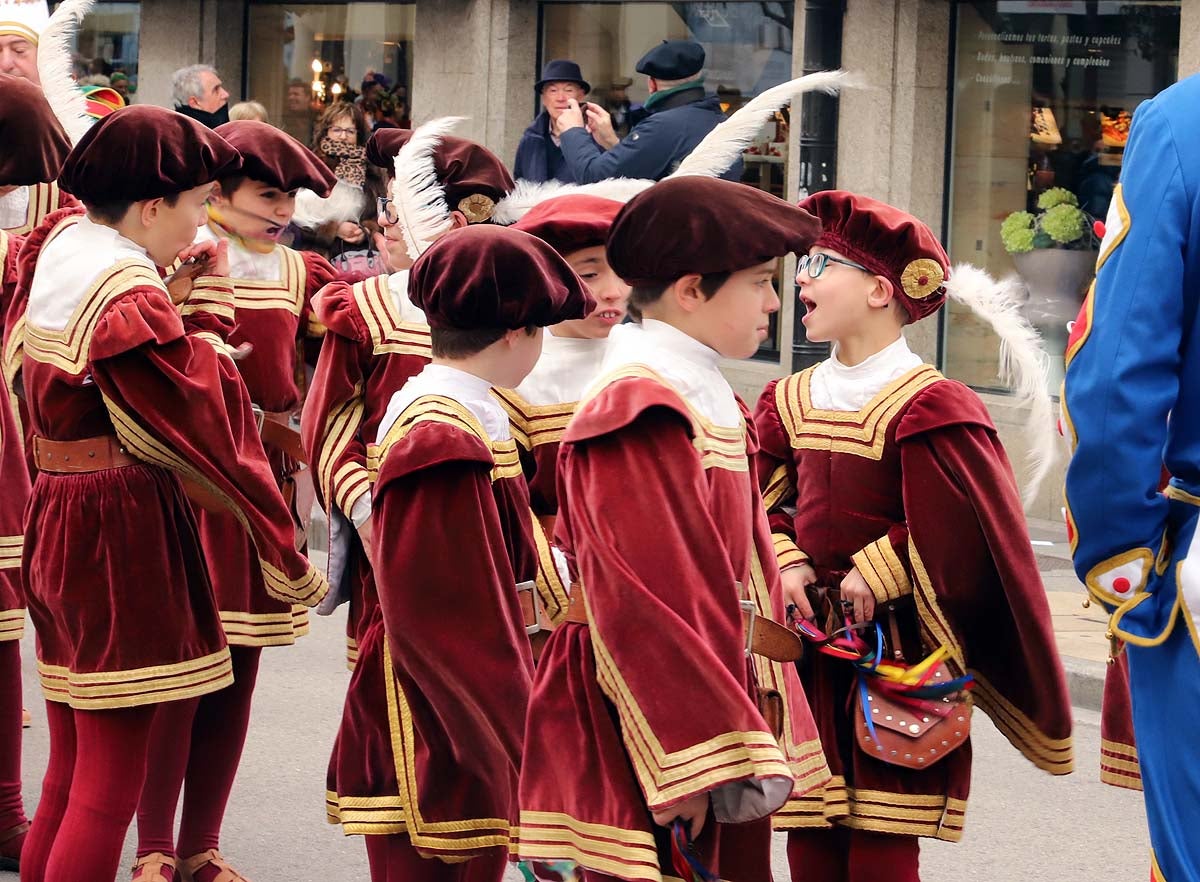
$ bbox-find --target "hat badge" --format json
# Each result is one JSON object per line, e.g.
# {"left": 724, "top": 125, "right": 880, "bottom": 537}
{"left": 458, "top": 193, "right": 496, "bottom": 224}
{"left": 901, "top": 258, "right": 945, "bottom": 300}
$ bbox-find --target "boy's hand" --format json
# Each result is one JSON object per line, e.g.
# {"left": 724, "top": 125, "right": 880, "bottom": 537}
{"left": 357, "top": 516, "right": 374, "bottom": 563}
{"left": 338, "top": 222, "right": 366, "bottom": 244}
{"left": 651, "top": 792, "right": 709, "bottom": 840}
{"left": 839, "top": 567, "right": 876, "bottom": 623}
{"left": 780, "top": 563, "right": 817, "bottom": 621}
{"left": 166, "top": 240, "right": 229, "bottom": 304}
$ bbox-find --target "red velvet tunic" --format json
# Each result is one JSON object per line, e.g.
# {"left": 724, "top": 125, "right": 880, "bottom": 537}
{"left": 1099, "top": 652, "right": 1141, "bottom": 790}
{"left": 324, "top": 394, "right": 537, "bottom": 857}
{"left": 192, "top": 228, "right": 335, "bottom": 646}
{"left": 17, "top": 211, "right": 326, "bottom": 710}
{"left": 0, "top": 230, "right": 30, "bottom": 643}
{"left": 754, "top": 365, "right": 1074, "bottom": 840}
{"left": 517, "top": 368, "right": 829, "bottom": 881}
{"left": 300, "top": 272, "right": 430, "bottom": 667}
{"left": 1, "top": 182, "right": 77, "bottom": 237}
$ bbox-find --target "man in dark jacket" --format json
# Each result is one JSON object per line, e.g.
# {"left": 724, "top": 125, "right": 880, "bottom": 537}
{"left": 513, "top": 59, "right": 598, "bottom": 184}
{"left": 555, "top": 40, "right": 741, "bottom": 184}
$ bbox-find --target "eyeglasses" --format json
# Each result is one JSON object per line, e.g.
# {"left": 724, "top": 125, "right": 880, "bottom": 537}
{"left": 377, "top": 196, "right": 399, "bottom": 225}
{"left": 328, "top": 126, "right": 357, "bottom": 137}
{"left": 797, "top": 252, "right": 870, "bottom": 279}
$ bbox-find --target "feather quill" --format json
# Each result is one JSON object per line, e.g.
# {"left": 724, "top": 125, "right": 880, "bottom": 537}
{"left": 945, "top": 263, "right": 1058, "bottom": 508}
{"left": 492, "top": 177, "right": 656, "bottom": 224}
{"left": 669, "top": 70, "right": 856, "bottom": 180}
{"left": 293, "top": 180, "right": 367, "bottom": 230}
{"left": 391, "top": 116, "right": 464, "bottom": 261}
{"left": 37, "top": 0, "right": 95, "bottom": 146}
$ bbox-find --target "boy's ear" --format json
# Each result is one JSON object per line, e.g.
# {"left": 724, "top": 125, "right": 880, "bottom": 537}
{"left": 670, "top": 273, "right": 706, "bottom": 314}
{"left": 208, "top": 181, "right": 227, "bottom": 204}
{"left": 867, "top": 275, "right": 896, "bottom": 310}
{"left": 447, "top": 211, "right": 470, "bottom": 230}
{"left": 138, "top": 197, "right": 162, "bottom": 229}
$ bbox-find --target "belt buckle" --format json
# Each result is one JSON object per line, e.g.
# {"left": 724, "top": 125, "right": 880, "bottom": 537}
{"left": 740, "top": 599, "right": 757, "bottom": 657}
{"left": 251, "top": 404, "right": 265, "bottom": 433}
{"left": 517, "top": 579, "right": 543, "bottom": 636}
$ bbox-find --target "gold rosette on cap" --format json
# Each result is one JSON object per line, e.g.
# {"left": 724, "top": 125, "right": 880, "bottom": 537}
{"left": 901, "top": 258, "right": 945, "bottom": 300}
{"left": 458, "top": 193, "right": 496, "bottom": 223}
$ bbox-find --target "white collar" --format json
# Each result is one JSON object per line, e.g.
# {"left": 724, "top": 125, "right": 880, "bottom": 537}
{"left": 28, "top": 215, "right": 156, "bottom": 333}
{"left": 376, "top": 363, "right": 511, "bottom": 446}
{"left": 386, "top": 269, "right": 426, "bottom": 324}
{"left": 0, "top": 187, "right": 30, "bottom": 232}
{"left": 809, "top": 336, "right": 924, "bottom": 412}
{"left": 596, "top": 319, "right": 741, "bottom": 427}
{"left": 513, "top": 331, "right": 608, "bottom": 406}
{"left": 196, "top": 223, "right": 283, "bottom": 281}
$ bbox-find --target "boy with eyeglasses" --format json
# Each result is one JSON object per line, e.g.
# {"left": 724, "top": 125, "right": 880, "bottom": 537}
{"left": 753, "top": 190, "right": 1073, "bottom": 882}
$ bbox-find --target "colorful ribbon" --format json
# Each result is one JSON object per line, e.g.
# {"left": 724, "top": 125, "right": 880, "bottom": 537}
{"left": 670, "top": 820, "right": 718, "bottom": 882}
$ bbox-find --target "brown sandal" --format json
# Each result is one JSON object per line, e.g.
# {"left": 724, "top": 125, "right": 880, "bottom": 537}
{"left": 132, "top": 852, "right": 177, "bottom": 882}
{"left": 0, "top": 821, "right": 29, "bottom": 871}
{"left": 180, "top": 850, "right": 252, "bottom": 882}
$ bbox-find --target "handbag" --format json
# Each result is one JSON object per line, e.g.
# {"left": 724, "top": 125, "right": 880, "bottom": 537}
{"left": 853, "top": 604, "right": 971, "bottom": 769}
{"left": 330, "top": 234, "right": 384, "bottom": 283}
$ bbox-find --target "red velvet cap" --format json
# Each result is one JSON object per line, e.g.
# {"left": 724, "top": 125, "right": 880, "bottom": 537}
{"left": 607, "top": 177, "right": 821, "bottom": 286}
{"left": 215, "top": 120, "right": 336, "bottom": 196}
{"left": 408, "top": 225, "right": 594, "bottom": 330}
{"left": 365, "top": 128, "right": 514, "bottom": 222}
{"left": 59, "top": 105, "right": 242, "bottom": 204}
{"left": 511, "top": 194, "right": 622, "bottom": 256}
{"left": 800, "top": 190, "right": 949, "bottom": 322}
{"left": 0, "top": 73, "right": 71, "bottom": 187}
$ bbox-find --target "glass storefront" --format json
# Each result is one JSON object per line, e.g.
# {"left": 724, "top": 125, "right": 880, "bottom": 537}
{"left": 246, "top": 2, "right": 415, "bottom": 146}
{"left": 945, "top": 0, "right": 1179, "bottom": 393}
{"left": 53, "top": 1, "right": 140, "bottom": 98}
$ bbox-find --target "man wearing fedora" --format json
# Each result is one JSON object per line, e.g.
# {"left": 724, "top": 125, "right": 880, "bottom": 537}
{"left": 513, "top": 59, "right": 598, "bottom": 184}
{"left": 553, "top": 39, "right": 742, "bottom": 185}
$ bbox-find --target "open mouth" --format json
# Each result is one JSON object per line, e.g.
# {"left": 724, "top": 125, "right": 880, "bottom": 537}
{"left": 593, "top": 309, "right": 623, "bottom": 324}
{"left": 263, "top": 224, "right": 285, "bottom": 240}
{"left": 799, "top": 295, "right": 816, "bottom": 320}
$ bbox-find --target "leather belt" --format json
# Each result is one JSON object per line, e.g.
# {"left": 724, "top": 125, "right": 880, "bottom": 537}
{"left": 33, "top": 435, "right": 139, "bottom": 473}
{"left": 254, "top": 406, "right": 307, "bottom": 465}
{"left": 516, "top": 580, "right": 542, "bottom": 636}
{"left": 562, "top": 583, "right": 804, "bottom": 663}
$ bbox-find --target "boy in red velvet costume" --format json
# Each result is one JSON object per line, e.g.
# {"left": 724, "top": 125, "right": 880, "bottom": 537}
{"left": 0, "top": 72, "right": 71, "bottom": 873}
{"left": 753, "top": 191, "right": 1073, "bottom": 882}
{"left": 334, "top": 223, "right": 590, "bottom": 882}
{"left": 16, "top": 105, "right": 326, "bottom": 882}
{"left": 132, "top": 121, "right": 338, "bottom": 882}
{"left": 517, "top": 176, "right": 830, "bottom": 882}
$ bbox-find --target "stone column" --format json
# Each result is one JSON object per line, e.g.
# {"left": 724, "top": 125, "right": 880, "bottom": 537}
{"left": 136, "top": 0, "right": 245, "bottom": 108}
{"left": 1181, "top": 0, "right": 1200, "bottom": 78}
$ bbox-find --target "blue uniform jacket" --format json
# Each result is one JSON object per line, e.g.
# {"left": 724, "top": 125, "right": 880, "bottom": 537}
{"left": 559, "top": 87, "right": 742, "bottom": 184}
{"left": 1063, "top": 73, "right": 1200, "bottom": 653}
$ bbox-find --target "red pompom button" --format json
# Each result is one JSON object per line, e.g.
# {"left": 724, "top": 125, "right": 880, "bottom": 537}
{"left": 1112, "top": 577, "right": 1131, "bottom": 594}
{"left": 918, "top": 275, "right": 929, "bottom": 286}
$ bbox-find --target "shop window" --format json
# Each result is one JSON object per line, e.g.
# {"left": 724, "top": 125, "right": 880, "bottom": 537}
{"left": 945, "top": 0, "right": 1179, "bottom": 394}
{"left": 52, "top": 1, "right": 139, "bottom": 100}
{"left": 247, "top": 2, "right": 414, "bottom": 147}
{"left": 540, "top": 1, "right": 796, "bottom": 357}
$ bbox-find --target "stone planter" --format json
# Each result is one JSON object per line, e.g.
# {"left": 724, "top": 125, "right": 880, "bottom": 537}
{"left": 1011, "top": 247, "right": 1098, "bottom": 391}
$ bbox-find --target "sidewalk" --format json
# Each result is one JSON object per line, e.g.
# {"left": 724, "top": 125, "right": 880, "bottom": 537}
{"left": 1027, "top": 515, "right": 1108, "bottom": 710}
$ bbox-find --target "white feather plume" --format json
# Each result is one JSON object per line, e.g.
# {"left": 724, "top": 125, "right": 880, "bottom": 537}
{"left": 37, "top": 0, "right": 95, "bottom": 146}
{"left": 492, "top": 177, "right": 655, "bottom": 224}
{"left": 668, "top": 70, "right": 857, "bottom": 180}
{"left": 391, "top": 116, "right": 463, "bottom": 261}
{"left": 293, "top": 180, "right": 367, "bottom": 230}
{"left": 944, "top": 263, "right": 1057, "bottom": 509}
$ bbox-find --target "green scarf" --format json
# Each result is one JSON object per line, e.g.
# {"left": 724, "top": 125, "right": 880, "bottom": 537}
{"left": 643, "top": 76, "right": 706, "bottom": 111}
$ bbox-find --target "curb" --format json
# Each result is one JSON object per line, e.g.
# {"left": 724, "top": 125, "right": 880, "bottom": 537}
{"left": 1061, "top": 654, "right": 1105, "bottom": 713}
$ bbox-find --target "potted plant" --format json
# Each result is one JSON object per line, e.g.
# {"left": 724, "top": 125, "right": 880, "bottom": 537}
{"left": 1001, "top": 188, "right": 1100, "bottom": 335}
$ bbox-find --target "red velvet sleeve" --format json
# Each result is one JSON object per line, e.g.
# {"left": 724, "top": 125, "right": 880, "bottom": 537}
{"left": 559, "top": 407, "right": 793, "bottom": 818}
{"left": 897, "top": 384, "right": 1073, "bottom": 775}
{"left": 89, "top": 288, "right": 328, "bottom": 608}
{"left": 299, "top": 250, "right": 337, "bottom": 369}
{"left": 752, "top": 378, "right": 808, "bottom": 571}
{"left": 301, "top": 281, "right": 372, "bottom": 517}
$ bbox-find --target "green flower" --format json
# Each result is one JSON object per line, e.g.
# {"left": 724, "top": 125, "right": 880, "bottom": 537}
{"left": 1037, "top": 187, "right": 1079, "bottom": 210}
{"left": 1001, "top": 210, "right": 1034, "bottom": 237}
{"left": 1003, "top": 226, "right": 1036, "bottom": 254}
{"left": 1041, "top": 203, "right": 1087, "bottom": 245}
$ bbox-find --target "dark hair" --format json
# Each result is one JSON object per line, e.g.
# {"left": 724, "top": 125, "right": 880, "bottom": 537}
{"left": 628, "top": 271, "right": 731, "bottom": 320}
{"left": 85, "top": 192, "right": 180, "bottom": 225}
{"left": 430, "top": 326, "right": 536, "bottom": 359}
{"left": 313, "top": 102, "right": 370, "bottom": 154}
{"left": 215, "top": 174, "right": 248, "bottom": 197}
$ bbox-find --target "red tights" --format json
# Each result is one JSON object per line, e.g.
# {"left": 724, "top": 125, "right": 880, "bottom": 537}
{"left": 787, "top": 827, "right": 921, "bottom": 882}
{"left": 20, "top": 700, "right": 156, "bottom": 882}
{"left": 0, "top": 641, "right": 26, "bottom": 862}
{"left": 364, "top": 836, "right": 508, "bottom": 882}
{"left": 136, "top": 645, "right": 261, "bottom": 861}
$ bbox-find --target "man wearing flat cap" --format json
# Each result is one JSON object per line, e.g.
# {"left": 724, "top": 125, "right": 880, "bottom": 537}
{"left": 333, "top": 224, "right": 591, "bottom": 881}
{"left": 513, "top": 59, "right": 599, "bottom": 185}
{"left": 552, "top": 39, "right": 741, "bottom": 184}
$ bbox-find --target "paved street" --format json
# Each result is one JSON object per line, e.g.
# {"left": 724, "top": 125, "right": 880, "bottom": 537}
{"left": 8, "top": 572, "right": 1148, "bottom": 882}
